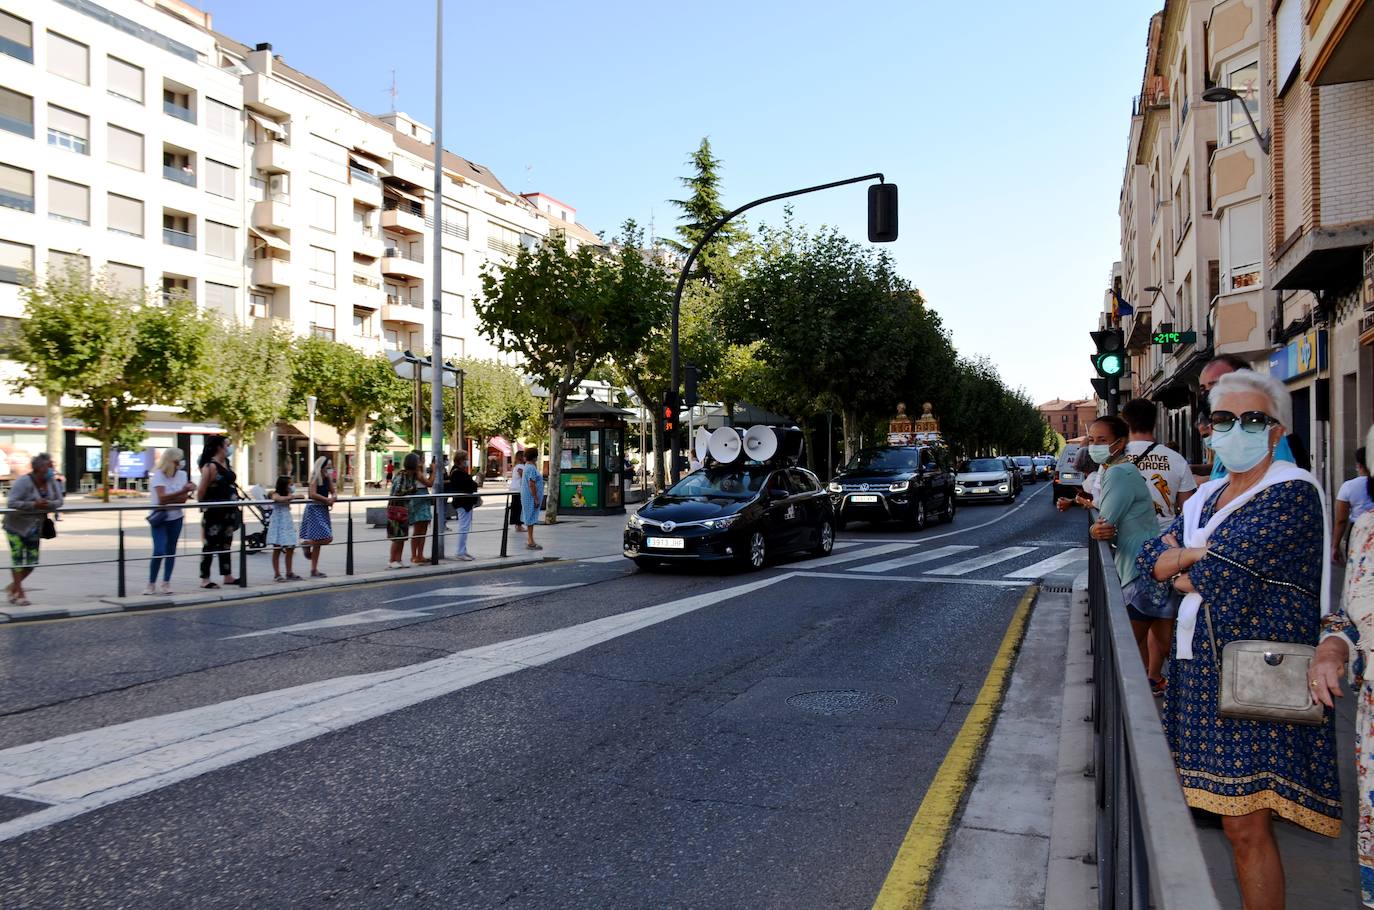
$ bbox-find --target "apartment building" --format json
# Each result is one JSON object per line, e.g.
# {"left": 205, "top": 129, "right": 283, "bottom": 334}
{"left": 0, "top": 0, "right": 583, "bottom": 488}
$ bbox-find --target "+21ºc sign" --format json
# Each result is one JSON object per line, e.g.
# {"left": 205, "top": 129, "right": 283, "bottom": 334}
{"left": 1152, "top": 330, "right": 1197, "bottom": 345}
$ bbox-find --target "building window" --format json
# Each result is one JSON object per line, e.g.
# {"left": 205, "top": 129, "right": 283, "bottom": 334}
{"left": 107, "top": 56, "right": 143, "bottom": 103}
{"left": 161, "top": 275, "right": 191, "bottom": 303}
{"left": 0, "top": 162, "right": 33, "bottom": 212}
{"left": 162, "top": 211, "right": 194, "bottom": 249}
{"left": 48, "top": 177, "right": 89, "bottom": 225}
{"left": 46, "top": 105, "right": 88, "bottom": 155}
{"left": 0, "top": 239, "right": 32, "bottom": 284}
{"left": 1221, "top": 59, "right": 1259, "bottom": 146}
{"left": 441, "top": 248, "right": 464, "bottom": 290}
{"left": 47, "top": 249, "right": 89, "bottom": 280}
{"left": 248, "top": 292, "right": 270, "bottom": 319}
{"left": 309, "top": 246, "right": 335, "bottom": 288}
{"left": 204, "top": 159, "right": 236, "bottom": 199}
{"left": 310, "top": 190, "right": 336, "bottom": 232}
{"left": 206, "top": 221, "right": 235, "bottom": 260}
{"left": 107, "top": 193, "right": 143, "bottom": 237}
{"left": 205, "top": 282, "right": 236, "bottom": 318}
{"left": 442, "top": 203, "right": 468, "bottom": 240}
{"left": 1223, "top": 200, "right": 1262, "bottom": 291}
{"left": 310, "top": 135, "right": 346, "bottom": 181}
{"left": 205, "top": 99, "right": 238, "bottom": 139}
{"left": 442, "top": 336, "right": 464, "bottom": 358}
{"left": 162, "top": 85, "right": 194, "bottom": 123}
{"left": 487, "top": 222, "right": 520, "bottom": 256}
{"left": 107, "top": 124, "right": 143, "bottom": 170}
{"left": 1276, "top": 0, "right": 1301, "bottom": 95}
{"left": 352, "top": 308, "right": 375, "bottom": 338}
{"left": 441, "top": 291, "right": 464, "bottom": 317}
{"left": 0, "top": 10, "right": 32, "bottom": 63}
{"left": 311, "top": 301, "right": 335, "bottom": 340}
{"left": 0, "top": 86, "right": 31, "bottom": 138}
{"left": 46, "top": 31, "right": 88, "bottom": 84}
{"left": 107, "top": 262, "right": 143, "bottom": 295}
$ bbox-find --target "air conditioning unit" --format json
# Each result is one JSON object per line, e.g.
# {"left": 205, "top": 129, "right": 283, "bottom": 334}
{"left": 268, "top": 174, "right": 288, "bottom": 195}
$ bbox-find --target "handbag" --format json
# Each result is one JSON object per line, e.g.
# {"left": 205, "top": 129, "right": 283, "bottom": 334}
{"left": 40, "top": 516, "right": 56, "bottom": 540}
{"left": 146, "top": 509, "right": 172, "bottom": 527}
{"left": 387, "top": 503, "right": 409, "bottom": 524}
{"left": 1203, "top": 604, "right": 1325, "bottom": 725}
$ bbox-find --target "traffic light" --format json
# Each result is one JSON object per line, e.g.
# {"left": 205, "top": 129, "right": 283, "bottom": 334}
{"left": 661, "top": 390, "right": 678, "bottom": 436}
{"left": 868, "top": 183, "right": 899, "bottom": 243}
{"left": 683, "top": 364, "right": 699, "bottom": 410}
{"left": 1090, "top": 328, "right": 1126, "bottom": 378}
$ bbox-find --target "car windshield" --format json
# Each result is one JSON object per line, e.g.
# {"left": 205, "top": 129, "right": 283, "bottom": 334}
{"left": 960, "top": 458, "right": 1005, "bottom": 473}
{"left": 665, "top": 469, "right": 767, "bottom": 500}
{"left": 1014, "top": 457, "right": 1033, "bottom": 467}
{"left": 843, "top": 449, "right": 920, "bottom": 472}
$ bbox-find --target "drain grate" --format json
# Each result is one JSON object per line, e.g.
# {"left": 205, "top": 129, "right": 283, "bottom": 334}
{"left": 1041, "top": 584, "right": 1074, "bottom": 593}
{"left": 786, "top": 689, "right": 897, "bottom": 716}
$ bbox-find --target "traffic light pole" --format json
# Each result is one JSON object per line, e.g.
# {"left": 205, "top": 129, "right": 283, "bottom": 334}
{"left": 667, "top": 173, "right": 889, "bottom": 485}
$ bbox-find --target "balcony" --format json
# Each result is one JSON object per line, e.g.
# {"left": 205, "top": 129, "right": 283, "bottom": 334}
{"left": 382, "top": 295, "right": 425, "bottom": 325}
{"left": 252, "top": 139, "right": 291, "bottom": 174}
{"left": 251, "top": 257, "right": 290, "bottom": 288}
{"left": 0, "top": 114, "right": 32, "bottom": 138}
{"left": 163, "top": 165, "right": 195, "bottom": 187}
{"left": 381, "top": 248, "right": 425, "bottom": 280}
{"left": 162, "top": 228, "right": 195, "bottom": 250}
{"left": 0, "top": 189, "right": 34, "bottom": 213}
{"left": 163, "top": 100, "right": 195, "bottom": 124}
{"left": 354, "top": 231, "right": 384, "bottom": 259}
{"left": 352, "top": 180, "right": 383, "bottom": 208}
{"left": 389, "top": 157, "right": 427, "bottom": 186}
{"left": 252, "top": 198, "right": 291, "bottom": 231}
{"left": 243, "top": 72, "right": 289, "bottom": 118}
{"left": 350, "top": 166, "right": 381, "bottom": 187}
{"left": 381, "top": 199, "right": 424, "bottom": 235}
{"left": 47, "top": 128, "right": 88, "bottom": 155}
{"left": 487, "top": 236, "right": 520, "bottom": 257}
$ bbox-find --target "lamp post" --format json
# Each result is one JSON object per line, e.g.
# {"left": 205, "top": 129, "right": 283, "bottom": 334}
{"left": 665, "top": 174, "right": 898, "bottom": 483}
{"left": 306, "top": 394, "right": 317, "bottom": 482}
{"left": 1200, "top": 85, "right": 1270, "bottom": 153}
{"left": 428, "top": 0, "right": 446, "bottom": 559}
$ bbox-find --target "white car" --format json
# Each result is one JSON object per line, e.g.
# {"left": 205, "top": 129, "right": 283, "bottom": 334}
{"left": 955, "top": 457, "right": 1016, "bottom": 504}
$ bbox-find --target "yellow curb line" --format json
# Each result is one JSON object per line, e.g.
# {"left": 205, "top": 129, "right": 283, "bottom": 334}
{"left": 870, "top": 584, "right": 1039, "bottom": 910}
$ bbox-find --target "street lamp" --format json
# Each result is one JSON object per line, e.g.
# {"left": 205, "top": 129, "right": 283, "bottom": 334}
{"left": 305, "top": 394, "right": 317, "bottom": 481}
{"left": 1200, "top": 85, "right": 1270, "bottom": 154}
{"left": 1143, "top": 284, "right": 1176, "bottom": 321}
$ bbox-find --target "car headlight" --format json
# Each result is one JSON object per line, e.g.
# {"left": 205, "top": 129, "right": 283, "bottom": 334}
{"left": 828, "top": 482, "right": 842, "bottom": 494}
{"left": 998, "top": 484, "right": 1010, "bottom": 492}
{"left": 704, "top": 515, "right": 739, "bottom": 531}
{"left": 954, "top": 485, "right": 964, "bottom": 494}
{"left": 627, "top": 512, "right": 644, "bottom": 530}
{"left": 889, "top": 480, "right": 909, "bottom": 492}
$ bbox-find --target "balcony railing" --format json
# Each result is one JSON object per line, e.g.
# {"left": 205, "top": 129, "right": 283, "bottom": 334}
{"left": 385, "top": 294, "right": 422, "bottom": 308}
{"left": 0, "top": 115, "right": 32, "bottom": 138}
{"left": 0, "top": 190, "right": 34, "bottom": 213}
{"left": 163, "top": 100, "right": 195, "bottom": 123}
{"left": 162, "top": 228, "right": 195, "bottom": 249}
{"left": 162, "top": 165, "right": 195, "bottom": 186}
{"left": 487, "top": 236, "right": 519, "bottom": 256}
{"left": 383, "top": 199, "right": 424, "bottom": 218}
{"left": 0, "top": 37, "right": 32, "bottom": 63}
{"left": 47, "top": 128, "right": 88, "bottom": 155}
{"left": 439, "top": 218, "right": 468, "bottom": 240}
{"left": 383, "top": 247, "right": 423, "bottom": 264}
{"left": 353, "top": 273, "right": 381, "bottom": 289}
{"left": 350, "top": 166, "right": 381, "bottom": 187}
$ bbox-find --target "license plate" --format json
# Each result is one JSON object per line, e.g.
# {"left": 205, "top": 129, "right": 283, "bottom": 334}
{"left": 972, "top": 488, "right": 991, "bottom": 494}
{"left": 850, "top": 495, "right": 879, "bottom": 503}
{"left": 646, "top": 536, "right": 684, "bottom": 550}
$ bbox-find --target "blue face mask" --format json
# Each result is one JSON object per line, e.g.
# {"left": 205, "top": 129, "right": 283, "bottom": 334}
{"left": 1088, "top": 443, "right": 1116, "bottom": 465}
{"left": 1210, "top": 424, "right": 1271, "bottom": 473}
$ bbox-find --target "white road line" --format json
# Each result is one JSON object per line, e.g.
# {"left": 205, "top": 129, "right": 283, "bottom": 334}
{"left": 924, "top": 546, "right": 1038, "bottom": 576}
{"left": 806, "top": 542, "right": 919, "bottom": 568}
{"left": 795, "top": 571, "right": 1026, "bottom": 588}
{"left": 225, "top": 608, "right": 437, "bottom": 639}
{"left": 1003, "top": 547, "right": 1087, "bottom": 579}
{"left": 847, "top": 545, "right": 978, "bottom": 574}
{"left": 382, "top": 583, "right": 579, "bottom": 604}
{"left": 0, "top": 573, "right": 794, "bottom": 844}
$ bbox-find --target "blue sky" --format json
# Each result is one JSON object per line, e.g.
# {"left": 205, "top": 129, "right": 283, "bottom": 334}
{"left": 209, "top": 0, "right": 1163, "bottom": 406}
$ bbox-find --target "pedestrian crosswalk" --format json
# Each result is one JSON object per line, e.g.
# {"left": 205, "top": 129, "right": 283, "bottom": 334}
{"left": 842, "top": 542, "right": 1085, "bottom": 581}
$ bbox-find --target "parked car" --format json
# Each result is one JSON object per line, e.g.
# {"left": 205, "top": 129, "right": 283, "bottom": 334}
{"left": 1052, "top": 446, "right": 1086, "bottom": 504}
{"left": 1002, "top": 456, "right": 1024, "bottom": 495}
{"left": 1012, "top": 456, "right": 1038, "bottom": 484}
{"left": 827, "top": 445, "right": 957, "bottom": 530}
{"left": 625, "top": 465, "right": 835, "bottom": 570}
{"left": 955, "top": 457, "right": 1017, "bottom": 504}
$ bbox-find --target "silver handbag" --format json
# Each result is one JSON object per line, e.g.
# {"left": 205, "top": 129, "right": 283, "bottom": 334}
{"left": 1203, "top": 604, "right": 1325, "bottom": 725}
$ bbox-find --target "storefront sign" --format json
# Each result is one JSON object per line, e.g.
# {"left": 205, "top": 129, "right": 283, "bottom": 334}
{"left": 114, "top": 450, "right": 150, "bottom": 479}
{"left": 1268, "top": 329, "right": 1327, "bottom": 381}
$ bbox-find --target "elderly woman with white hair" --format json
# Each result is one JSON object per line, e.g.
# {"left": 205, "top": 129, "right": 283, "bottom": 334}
{"left": 1137, "top": 369, "right": 1341, "bottom": 910}
{"left": 1312, "top": 419, "right": 1374, "bottom": 908}
{"left": 3, "top": 452, "right": 63, "bottom": 606}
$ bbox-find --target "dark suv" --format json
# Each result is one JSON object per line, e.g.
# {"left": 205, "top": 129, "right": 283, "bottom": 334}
{"left": 827, "top": 445, "right": 957, "bottom": 530}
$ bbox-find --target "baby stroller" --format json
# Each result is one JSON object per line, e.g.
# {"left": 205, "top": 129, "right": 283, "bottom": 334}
{"left": 238, "top": 483, "right": 271, "bottom": 553}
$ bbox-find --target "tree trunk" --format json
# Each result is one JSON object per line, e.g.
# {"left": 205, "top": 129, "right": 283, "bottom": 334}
{"left": 229, "top": 431, "right": 249, "bottom": 487}
{"left": 352, "top": 416, "right": 367, "bottom": 496}
{"left": 841, "top": 408, "right": 858, "bottom": 465}
{"left": 99, "top": 440, "right": 112, "bottom": 504}
{"left": 544, "top": 390, "right": 567, "bottom": 524}
{"left": 45, "top": 393, "right": 63, "bottom": 477}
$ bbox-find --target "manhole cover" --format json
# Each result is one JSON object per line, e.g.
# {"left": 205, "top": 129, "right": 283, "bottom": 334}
{"left": 786, "top": 689, "right": 896, "bottom": 716}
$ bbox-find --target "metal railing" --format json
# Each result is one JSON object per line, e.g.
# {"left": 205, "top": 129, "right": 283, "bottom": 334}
{"left": 1087, "top": 533, "right": 1221, "bottom": 909}
{"left": 382, "top": 247, "right": 423, "bottom": 264}
{"left": 162, "top": 227, "right": 195, "bottom": 249}
{"left": 383, "top": 198, "right": 424, "bottom": 218}
{"left": 0, "top": 489, "right": 526, "bottom": 600}
{"left": 163, "top": 100, "right": 195, "bottom": 123}
{"left": 162, "top": 165, "right": 195, "bottom": 186}
{"left": 47, "top": 128, "right": 88, "bottom": 155}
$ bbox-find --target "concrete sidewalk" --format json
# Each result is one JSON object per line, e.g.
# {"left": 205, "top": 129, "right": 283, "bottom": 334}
{"left": 0, "top": 497, "right": 634, "bottom": 623}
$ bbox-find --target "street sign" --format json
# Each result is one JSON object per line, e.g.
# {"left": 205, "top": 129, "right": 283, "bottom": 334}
{"left": 1151, "top": 330, "right": 1197, "bottom": 345}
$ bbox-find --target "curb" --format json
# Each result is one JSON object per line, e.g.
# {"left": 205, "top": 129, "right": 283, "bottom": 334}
{"left": 0, "top": 554, "right": 547, "bottom": 624}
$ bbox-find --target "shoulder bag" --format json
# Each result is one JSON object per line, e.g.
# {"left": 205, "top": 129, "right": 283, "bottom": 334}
{"left": 1202, "top": 603, "right": 1324, "bottom": 725}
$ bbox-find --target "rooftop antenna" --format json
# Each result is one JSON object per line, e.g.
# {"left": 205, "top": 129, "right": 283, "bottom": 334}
{"left": 387, "top": 69, "right": 398, "bottom": 113}
{"left": 649, "top": 207, "right": 656, "bottom": 247}
{"left": 524, "top": 163, "right": 533, "bottom": 191}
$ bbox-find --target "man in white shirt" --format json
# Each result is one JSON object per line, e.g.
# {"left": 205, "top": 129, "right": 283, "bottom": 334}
{"left": 1121, "top": 397, "right": 1196, "bottom": 530}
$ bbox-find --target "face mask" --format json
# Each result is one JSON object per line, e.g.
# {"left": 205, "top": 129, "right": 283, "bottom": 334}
{"left": 1088, "top": 443, "right": 1117, "bottom": 465}
{"left": 1210, "top": 424, "right": 1271, "bottom": 473}
{"left": 225, "top": 445, "right": 234, "bottom": 460}
{"left": 1201, "top": 433, "right": 1213, "bottom": 451}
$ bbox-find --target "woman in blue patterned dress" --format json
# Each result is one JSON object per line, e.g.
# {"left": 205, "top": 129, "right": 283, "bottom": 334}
{"left": 1138, "top": 370, "right": 1340, "bottom": 910}
{"left": 407, "top": 454, "right": 436, "bottom": 566}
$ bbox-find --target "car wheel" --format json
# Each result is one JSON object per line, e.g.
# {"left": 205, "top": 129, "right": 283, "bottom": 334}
{"left": 740, "top": 531, "right": 766, "bottom": 570}
{"left": 910, "top": 499, "right": 927, "bottom": 530}
{"left": 812, "top": 520, "right": 835, "bottom": 556}
{"left": 940, "top": 493, "right": 956, "bottom": 523}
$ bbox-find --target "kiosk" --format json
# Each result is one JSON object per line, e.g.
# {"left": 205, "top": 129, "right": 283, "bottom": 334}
{"left": 558, "top": 397, "right": 630, "bottom": 515}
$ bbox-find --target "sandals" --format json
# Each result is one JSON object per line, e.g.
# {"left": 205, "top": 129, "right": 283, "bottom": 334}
{"left": 199, "top": 581, "right": 220, "bottom": 589}
{"left": 525, "top": 543, "right": 543, "bottom": 551}
{"left": 285, "top": 573, "right": 303, "bottom": 581}
{"left": 1149, "top": 676, "right": 1167, "bottom": 698}
{"left": 311, "top": 571, "right": 328, "bottom": 578}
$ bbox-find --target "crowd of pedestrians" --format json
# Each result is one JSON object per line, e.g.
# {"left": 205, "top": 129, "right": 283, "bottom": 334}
{"left": 1082, "top": 357, "right": 1373, "bottom": 909}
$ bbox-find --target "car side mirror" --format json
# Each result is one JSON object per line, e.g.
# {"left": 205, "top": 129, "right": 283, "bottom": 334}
{"left": 769, "top": 488, "right": 789, "bottom": 501}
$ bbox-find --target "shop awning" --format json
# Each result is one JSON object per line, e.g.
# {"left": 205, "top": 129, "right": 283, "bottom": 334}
{"left": 248, "top": 111, "right": 286, "bottom": 136}
{"left": 248, "top": 227, "right": 289, "bottom": 251}
{"left": 386, "top": 186, "right": 425, "bottom": 206}
{"left": 487, "top": 436, "right": 511, "bottom": 456}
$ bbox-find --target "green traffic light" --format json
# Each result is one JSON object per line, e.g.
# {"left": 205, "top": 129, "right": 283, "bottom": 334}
{"left": 1097, "top": 353, "right": 1125, "bottom": 377}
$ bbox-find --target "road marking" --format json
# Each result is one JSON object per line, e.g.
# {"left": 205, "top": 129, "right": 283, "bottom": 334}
{"left": 381, "top": 583, "right": 578, "bottom": 604}
{"left": 924, "top": 546, "right": 1037, "bottom": 576}
{"left": 224, "top": 608, "right": 440, "bottom": 639}
{"left": 848, "top": 545, "right": 977, "bottom": 574}
{"left": 806, "top": 543, "right": 919, "bottom": 568}
{"left": 1003, "top": 547, "right": 1087, "bottom": 579}
{"left": 579, "top": 554, "right": 629, "bottom": 564}
{"left": 0, "top": 573, "right": 793, "bottom": 844}
{"left": 871, "top": 585, "right": 1037, "bottom": 910}
{"left": 795, "top": 571, "right": 1026, "bottom": 589}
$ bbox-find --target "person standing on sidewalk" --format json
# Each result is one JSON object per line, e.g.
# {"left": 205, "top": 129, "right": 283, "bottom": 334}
{"left": 508, "top": 450, "right": 526, "bottom": 534}
{"left": 1333, "top": 447, "right": 1373, "bottom": 565}
{"left": 299, "top": 456, "right": 335, "bottom": 578}
{"left": 522, "top": 447, "right": 544, "bottom": 550}
{"left": 266, "top": 475, "right": 302, "bottom": 582}
{"left": 145, "top": 447, "right": 194, "bottom": 595}
{"left": 196, "top": 436, "right": 239, "bottom": 590}
{"left": 448, "top": 453, "right": 479, "bottom": 561}
{"left": 387, "top": 452, "right": 419, "bottom": 570}
{"left": 4, "top": 453, "right": 62, "bottom": 606}
{"left": 408, "top": 454, "right": 436, "bottom": 566}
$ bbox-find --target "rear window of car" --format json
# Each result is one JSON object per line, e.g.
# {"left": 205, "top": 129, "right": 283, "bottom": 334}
{"left": 1014, "top": 457, "right": 1033, "bottom": 467}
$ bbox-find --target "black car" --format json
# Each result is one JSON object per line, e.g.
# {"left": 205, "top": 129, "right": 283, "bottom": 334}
{"left": 624, "top": 465, "right": 835, "bottom": 570}
{"left": 827, "top": 445, "right": 956, "bottom": 529}
{"left": 1002, "top": 456, "right": 1025, "bottom": 495}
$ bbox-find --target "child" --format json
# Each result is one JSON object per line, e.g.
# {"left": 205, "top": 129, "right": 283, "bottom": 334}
{"left": 267, "top": 475, "right": 301, "bottom": 581}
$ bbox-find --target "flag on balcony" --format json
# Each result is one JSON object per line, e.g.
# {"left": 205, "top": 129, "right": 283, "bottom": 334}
{"left": 1112, "top": 290, "right": 1134, "bottom": 318}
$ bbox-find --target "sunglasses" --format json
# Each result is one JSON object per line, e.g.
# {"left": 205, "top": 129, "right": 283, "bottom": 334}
{"left": 1208, "top": 410, "right": 1278, "bottom": 434}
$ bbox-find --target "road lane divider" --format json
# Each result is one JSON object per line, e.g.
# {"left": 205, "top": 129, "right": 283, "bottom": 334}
{"left": 870, "top": 585, "right": 1038, "bottom": 910}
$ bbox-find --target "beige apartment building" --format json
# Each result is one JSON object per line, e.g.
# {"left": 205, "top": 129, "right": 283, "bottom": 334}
{"left": 0, "top": 0, "right": 596, "bottom": 489}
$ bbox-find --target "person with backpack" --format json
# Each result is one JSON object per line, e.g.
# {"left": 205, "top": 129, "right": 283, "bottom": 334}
{"left": 447, "top": 453, "right": 479, "bottom": 561}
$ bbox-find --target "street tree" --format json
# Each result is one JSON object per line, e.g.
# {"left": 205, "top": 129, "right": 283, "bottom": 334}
{"left": 450, "top": 358, "right": 540, "bottom": 472}
{"left": 8, "top": 268, "right": 210, "bottom": 500}
{"left": 184, "top": 319, "right": 295, "bottom": 482}
{"left": 663, "top": 137, "right": 750, "bottom": 286}
{"left": 477, "top": 223, "right": 670, "bottom": 521}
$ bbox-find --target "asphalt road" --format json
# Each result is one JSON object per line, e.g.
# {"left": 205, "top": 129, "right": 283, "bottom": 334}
{"left": 0, "top": 482, "right": 1084, "bottom": 909}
